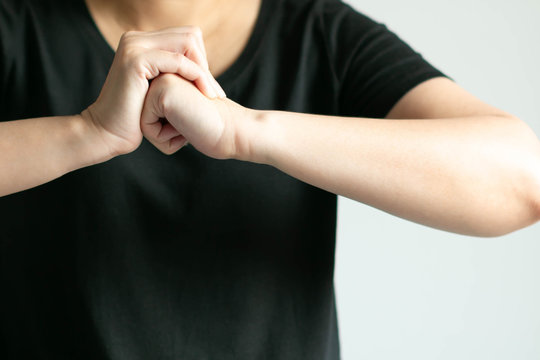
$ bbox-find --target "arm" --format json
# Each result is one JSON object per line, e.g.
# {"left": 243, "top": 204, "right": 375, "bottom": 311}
{"left": 243, "top": 77, "right": 540, "bottom": 237}
{"left": 0, "top": 114, "right": 112, "bottom": 197}
{"left": 143, "top": 75, "right": 540, "bottom": 237}
{"left": 0, "top": 27, "right": 224, "bottom": 197}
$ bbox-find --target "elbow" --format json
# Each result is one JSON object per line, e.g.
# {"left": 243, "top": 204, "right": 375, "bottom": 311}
{"left": 512, "top": 115, "right": 540, "bottom": 227}
{"left": 518, "top": 141, "right": 540, "bottom": 232}
{"left": 526, "top": 123, "right": 540, "bottom": 224}
{"left": 515, "top": 139, "right": 540, "bottom": 233}
{"left": 450, "top": 114, "right": 540, "bottom": 238}
{"left": 531, "top": 166, "right": 540, "bottom": 224}
{"left": 482, "top": 123, "right": 540, "bottom": 237}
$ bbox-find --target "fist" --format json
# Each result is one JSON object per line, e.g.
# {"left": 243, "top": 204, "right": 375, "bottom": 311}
{"left": 141, "top": 73, "right": 242, "bottom": 159}
{"left": 82, "top": 27, "right": 225, "bottom": 157}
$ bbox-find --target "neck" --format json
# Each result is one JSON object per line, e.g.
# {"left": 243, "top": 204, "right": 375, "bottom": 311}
{"left": 86, "top": 0, "right": 225, "bottom": 32}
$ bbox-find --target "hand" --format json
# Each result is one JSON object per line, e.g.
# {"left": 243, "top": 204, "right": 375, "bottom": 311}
{"left": 81, "top": 27, "right": 226, "bottom": 157}
{"left": 141, "top": 73, "right": 244, "bottom": 159}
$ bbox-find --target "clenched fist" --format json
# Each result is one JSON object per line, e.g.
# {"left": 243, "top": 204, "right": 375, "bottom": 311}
{"left": 141, "top": 73, "right": 250, "bottom": 160}
{"left": 81, "top": 27, "right": 225, "bottom": 157}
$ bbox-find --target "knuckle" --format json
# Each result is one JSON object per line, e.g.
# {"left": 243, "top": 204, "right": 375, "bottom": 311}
{"left": 119, "top": 31, "right": 137, "bottom": 45}
{"left": 117, "top": 39, "right": 139, "bottom": 58}
{"left": 185, "top": 25, "right": 201, "bottom": 34}
{"left": 164, "top": 148, "right": 175, "bottom": 155}
{"left": 161, "top": 73, "right": 178, "bottom": 87}
{"left": 155, "top": 80, "right": 172, "bottom": 109}
{"left": 186, "top": 37, "right": 198, "bottom": 52}
{"left": 191, "top": 26, "right": 203, "bottom": 38}
{"left": 183, "top": 32, "right": 196, "bottom": 45}
{"left": 120, "top": 51, "right": 151, "bottom": 78}
{"left": 116, "top": 49, "right": 135, "bottom": 68}
{"left": 173, "top": 51, "right": 184, "bottom": 62}
{"left": 157, "top": 141, "right": 176, "bottom": 155}
{"left": 173, "top": 53, "right": 186, "bottom": 68}
{"left": 125, "top": 51, "right": 144, "bottom": 69}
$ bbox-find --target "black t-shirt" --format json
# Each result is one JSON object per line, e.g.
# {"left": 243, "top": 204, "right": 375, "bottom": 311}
{"left": 0, "top": 0, "right": 445, "bottom": 358}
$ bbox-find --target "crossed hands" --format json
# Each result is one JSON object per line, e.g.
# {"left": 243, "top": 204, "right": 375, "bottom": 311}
{"left": 81, "top": 27, "right": 245, "bottom": 160}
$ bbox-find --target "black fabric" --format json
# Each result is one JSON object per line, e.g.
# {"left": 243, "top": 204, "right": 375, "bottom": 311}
{"left": 0, "top": 0, "right": 445, "bottom": 358}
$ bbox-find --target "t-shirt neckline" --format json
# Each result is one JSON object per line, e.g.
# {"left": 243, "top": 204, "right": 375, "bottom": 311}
{"left": 78, "top": 0, "right": 274, "bottom": 87}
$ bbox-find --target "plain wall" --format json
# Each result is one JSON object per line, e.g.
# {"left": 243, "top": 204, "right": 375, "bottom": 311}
{"left": 334, "top": 0, "right": 540, "bottom": 359}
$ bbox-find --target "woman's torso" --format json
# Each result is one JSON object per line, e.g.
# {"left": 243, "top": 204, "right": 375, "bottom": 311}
{"left": 0, "top": 0, "right": 341, "bottom": 358}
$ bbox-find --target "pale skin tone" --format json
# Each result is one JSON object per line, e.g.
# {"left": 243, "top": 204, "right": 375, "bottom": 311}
{"left": 0, "top": 0, "right": 539, "bottom": 237}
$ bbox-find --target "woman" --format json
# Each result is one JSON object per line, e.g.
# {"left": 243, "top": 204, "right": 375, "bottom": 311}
{"left": 1, "top": 0, "right": 539, "bottom": 358}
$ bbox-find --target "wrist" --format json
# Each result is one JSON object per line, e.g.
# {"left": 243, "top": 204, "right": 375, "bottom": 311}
{"left": 216, "top": 99, "right": 273, "bottom": 163}
{"left": 239, "top": 108, "right": 274, "bottom": 164}
{"left": 76, "top": 109, "right": 118, "bottom": 165}
{"left": 80, "top": 105, "right": 140, "bottom": 159}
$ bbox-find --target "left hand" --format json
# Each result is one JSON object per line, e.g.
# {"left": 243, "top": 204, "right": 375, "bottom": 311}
{"left": 141, "top": 73, "right": 242, "bottom": 159}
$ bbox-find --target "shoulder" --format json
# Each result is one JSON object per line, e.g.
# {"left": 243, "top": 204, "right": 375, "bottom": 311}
{"left": 277, "top": 0, "right": 385, "bottom": 51}
{"left": 273, "top": 0, "right": 382, "bottom": 57}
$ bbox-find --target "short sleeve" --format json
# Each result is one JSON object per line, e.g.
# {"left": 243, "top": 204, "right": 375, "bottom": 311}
{"left": 322, "top": 0, "right": 447, "bottom": 118}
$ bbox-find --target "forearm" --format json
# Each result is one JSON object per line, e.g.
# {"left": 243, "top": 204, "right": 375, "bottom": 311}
{"left": 238, "top": 109, "right": 540, "bottom": 237}
{"left": 0, "top": 113, "right": 113, "bottom": 197}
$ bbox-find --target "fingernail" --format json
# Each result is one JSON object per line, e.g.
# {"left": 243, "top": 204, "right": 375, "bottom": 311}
{"left": 215, "top": 79, "right": 227, "bottom": 98}
{"left": 208, "top": 84, "right": 218, "bottom": 99}
{"left": 218, "top": 86, "right": 227, "bottom": 99}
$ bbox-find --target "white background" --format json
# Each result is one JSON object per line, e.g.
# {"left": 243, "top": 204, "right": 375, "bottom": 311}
{"left": 334, "top": 0, "right": 540, "bottom": 359}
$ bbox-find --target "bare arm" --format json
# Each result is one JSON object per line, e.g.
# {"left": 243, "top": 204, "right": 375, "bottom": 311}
{"left": 0, "top": 114, "right": 114, "bottom": 197}
{"left": 243, "top": 78, "right": 540, "bottom": 236}
{"left": 142, "top": 75, "right": 540, "bottom": 237}
{"left": 0, "top": 27, "right": 223, "bottom": 197}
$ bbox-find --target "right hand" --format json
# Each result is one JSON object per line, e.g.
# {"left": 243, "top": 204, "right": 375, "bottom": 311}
{"left": 81, "top": 26, "right": 226, "bottom": 157}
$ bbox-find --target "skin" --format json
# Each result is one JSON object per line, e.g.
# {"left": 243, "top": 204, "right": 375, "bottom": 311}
{"left": 0, "top": 26, "right": 225, "bottom": 196}
{"left": 1, "top": 0, "right": 540, "bottom": 237}
{"left": 85, "top": 0, "right": 261, "bottom": 77}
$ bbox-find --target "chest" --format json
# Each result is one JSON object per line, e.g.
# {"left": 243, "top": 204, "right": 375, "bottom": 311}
{"left": 86, "top": 1, "right": 261, "bottom": 79}
{"left": 2, "top": 0, "right": 339, "bottom": 119}
{"left": 0, "top": 0, "right": 340, "bottom": 252}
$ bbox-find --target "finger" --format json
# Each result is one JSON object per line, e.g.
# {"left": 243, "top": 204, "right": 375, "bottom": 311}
{"left": 123, "top": 29, "right": 223, "bottom": 98}
{"left": 143, "top": 49, "right": 217, "bottom": 99}
{"left": 211, "top": 74, "right": 227, "bottom": 98}
{"left": 148, "top": 125, "right": 188, "bottom": 155}
{"left": 153, "top": 130, "right": 187, "bottom": 155}
{"left": 141, "top": 113, "right": 166, "bottom": 147}
{"left": 148, "top": 133, "right": 187, "bottom": 155}
{"left": 175, "top": 28, "right": 226, "bottom": 97}
{"left": 141, "top": 82, "right": 186, "bottom": 155}
{"left": 191, "top": 27, "right": 208, "bottom": 68}
{"left": 155, "top": 26, "right": 208, "bottom": 63}
{"left": 206, "top": 73, "right": 226, "bottom": 99}
{"left": 179, "top": 30, "right": 227, "bottom": 97}
{"left": 136, "top": 30, "right": 210, "bottom": 71}
{"left": 135, "top": 28, "right": 225, "bottom": 97}
{"left": 157, "top": 121, "right": 182, "bottom": 143}
{"left": 141, "top": 85, "right": 166, "bottom": 141}
{"left": 176, "top": 26, "right": 209, "bottom": 71}
{"left": 141, "top": 117, "right": 184, "bottom": 155}
{"left": 169, "top": 134, "right": 189, "bottom": 152}
{"left": 139, "top": 26, "right": 208, "bottom": 57}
